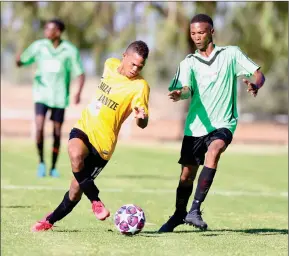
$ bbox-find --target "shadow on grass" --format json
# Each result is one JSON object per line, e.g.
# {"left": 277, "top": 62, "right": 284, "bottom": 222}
{"left": 1, "top": 205, "right": 32, "bottom": 209}
{"left": 53, "top": 229, "right": 81, "bottom": 233}
{"left": 141, "top": 228, "right": 288, "bottom": 236}
{"left": 108, "top": 174, "right": 176, "bottom": 181}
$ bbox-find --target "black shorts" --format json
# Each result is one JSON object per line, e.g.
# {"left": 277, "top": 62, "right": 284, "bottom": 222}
{"left": 35, "top": 102, "right": 65, "bottom": 123}
{"left": 69, "top": 128, "right": 108, "bottom": 179}
{"left": 178, "top": 128, "right": 233, "bottom": 166}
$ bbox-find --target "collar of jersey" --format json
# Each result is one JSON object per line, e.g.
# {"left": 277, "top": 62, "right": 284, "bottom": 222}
{"left": 45, "top": 39, "right": 65, "bottom": 53}
{"left": 194, "top": 44, "right": 220, "bottom": 60}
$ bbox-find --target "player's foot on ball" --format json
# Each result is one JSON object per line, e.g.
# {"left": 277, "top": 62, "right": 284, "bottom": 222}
{"left": 49, "top": 168, "right": 60, "bottom": 177}
{"left": 31, "top": 214, "right": 53, "bottom": 232}
{"left": 92, "top": 201, "right": 110, "bottom": 220}
{"left": 158, "top": 211, "right": 187, "bottom": 233}
{"left": 37, "top": 162, "right": 46, "bottom": 177}
{"left": 184, "top": 209, "right": 208, "bottom": 231}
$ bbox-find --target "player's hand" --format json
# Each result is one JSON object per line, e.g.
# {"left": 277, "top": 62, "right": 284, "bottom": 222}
{"left": 168, "top": 90, "right": 182, "bottom": 102}
{"left": 134, "top": 107, "right": 146, "bottom": 119}
{"left": 243, "top": 79, "right": 259, "bottom": 97}
{"left": 74, "top": 93, "right": 81, "bottom": 104}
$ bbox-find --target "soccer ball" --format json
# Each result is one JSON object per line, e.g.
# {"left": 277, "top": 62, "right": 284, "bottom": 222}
{"left": 114, "top": 204, "right": 146, "bottom": 235}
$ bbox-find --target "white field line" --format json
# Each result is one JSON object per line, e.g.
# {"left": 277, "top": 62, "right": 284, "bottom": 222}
{"left": 1, "top": 185, "right": 287, "bottom": 198}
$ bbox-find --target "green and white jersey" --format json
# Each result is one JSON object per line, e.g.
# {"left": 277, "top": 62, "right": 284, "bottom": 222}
{"left": 20, "top": 39, "right": 84, "bottom": 108}
{"left": 169, "top": 45, "right": 260, "bottom": 137}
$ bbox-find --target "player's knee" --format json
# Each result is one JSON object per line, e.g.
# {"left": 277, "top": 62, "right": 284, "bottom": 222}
{"left": 180, "top": 175, "right": 194, "bottom": 185}
{"left": 69, "top": 190, "right": 82, "bottom": 201}
{"left": 180, "top": 166, "right": 196, "bottom": 184}
{"left": 36, "top": 129, "right": 44, "bottom": 142}
{"left": 53, "top": 129, "right": 61, "bottom": 147}
{"left": 53, "top": 130, "right": 61, "bottom": 139}
{"left": 69, "top": 179, "right": 83, "bottom": 201}
{"left": 53, "top": 126, "right": 61, "bottom": 137}
{"left": 68, "top": 148, "right": 85, "bottom": 172}
{"left": 207, "top": 144, "right": 225, "bottom": 161}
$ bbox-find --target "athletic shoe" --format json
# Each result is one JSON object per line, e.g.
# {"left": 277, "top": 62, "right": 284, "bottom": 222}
{"left": 31, "top": 214, "right": 53, "bottom": 232}
{"left": 92, "top": 201, "right": 110, "bottom": 220}
{"left": 49, "top": 168, "right": 60, "bottom": 177}
{"left": 158, "top": 211, "right": 187, "bottom": 233}
{"left": 37, "top": 162, "right": 46, "bottom": 177}
{"left": 184, "top": 209, "right": 208, "bottom": 230}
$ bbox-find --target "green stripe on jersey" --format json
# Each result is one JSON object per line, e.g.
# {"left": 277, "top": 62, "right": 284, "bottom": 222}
{"left": 20, "top": 39, "right": 84, "bottom": 108}
{"left": 169, "top": 45, "right": 260, "bottom": 137}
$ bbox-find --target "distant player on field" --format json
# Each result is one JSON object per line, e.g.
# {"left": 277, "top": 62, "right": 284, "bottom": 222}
{"left": 159, "top": 14, "right": 266, "bottom": 232}
{"left": 31, "top": 40, "right": 150, "bottom": 232}
{"left": 16, "top": 19, "right": 85, "bottom": 178}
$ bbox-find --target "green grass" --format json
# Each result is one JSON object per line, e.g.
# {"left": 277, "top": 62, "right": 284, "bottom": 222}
{"left": 1, "top": 139, "right": 288, "bottom": 256}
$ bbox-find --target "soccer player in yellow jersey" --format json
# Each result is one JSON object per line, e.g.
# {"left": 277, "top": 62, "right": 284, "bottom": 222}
{"left": 31, "top": 40, "right": 150, "bottom": 232}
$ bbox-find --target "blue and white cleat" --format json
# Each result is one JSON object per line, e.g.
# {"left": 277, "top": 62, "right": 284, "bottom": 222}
{"left": 49, "top": 168, "right": 60, "bottom": 178}
{"left": 37, "top": 162, "right": 46, "bottom": 177}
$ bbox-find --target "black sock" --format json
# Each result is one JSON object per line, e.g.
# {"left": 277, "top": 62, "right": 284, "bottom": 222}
{"left": 47, "top": 191, "right": 80, "bottom": 224}
{"left": 51, "top": 131, "right": 60, "bottom": 169}
{"left": 37, "top": 140, "right": 44, "bottom": 163}
{"left": 73, "top": 171, "right": 100, "bottom": 202}
{"left": 175, "top": 181, "right": 194, "bottom": 214}
{"left": 192, "top": 166, "right": 216, "bottom": 211}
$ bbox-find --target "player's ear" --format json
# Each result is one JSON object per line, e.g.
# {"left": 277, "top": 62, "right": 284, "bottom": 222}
{"left": 211, "top": 28, "right": 215, "bottom": 36}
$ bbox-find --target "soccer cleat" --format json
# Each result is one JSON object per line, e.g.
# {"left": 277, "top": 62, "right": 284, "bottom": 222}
{"left": 49, "top": 168, "right": 60, "bottom": 177}
{"left": 37, "top": 162, "right": 46, "bottom": 177}
{"left": 184, "top": 209, "right": 208, "bottom": 230}
{"left": 158, "top": 211, "right": 187, "bottom": 233}
{"left": 92, "top": 201, "right": 110, "bottom": 220}
{"left": 31, "top": 214, "right": 53, "bottom": 232}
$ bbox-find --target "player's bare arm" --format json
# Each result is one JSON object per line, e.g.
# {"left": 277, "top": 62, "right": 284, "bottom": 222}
{"left": 243, "top": 69, "right": 265, "bottom": 97}
{"left": 15, "top": 53, "right": 23, "bottom": 67}
{"left": 168, "top": 86, "right": 191, "bottom": 102}
{"left": 74, "top": 74, "right": 86, "bottom": 104}
{"left": 134, "top": 107, "right": 148, "bottom": 129}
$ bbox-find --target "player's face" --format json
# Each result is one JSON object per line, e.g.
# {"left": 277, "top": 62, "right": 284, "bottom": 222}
{"left": 190, "top": 22, "right": 214, "bottom": 51}
{"left": 122, "top": 51, "right": 145, "bottom": 79}
{"left": 44, "top": 22, "right": 61, "bottom": 41}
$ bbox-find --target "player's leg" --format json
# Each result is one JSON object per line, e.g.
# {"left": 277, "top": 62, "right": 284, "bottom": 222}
{"left": 49, "top": 108, "right": 65, "bottom": 177}
{"left": 31, "top": 178, "right": 83, "bottom": 232}
{"left": 68, "top": 128, "right": 110, "bottom": 220}
{"left": 159, "top": 136, "right": 201, "bottom": 233}
{"left": 185, "top": 128, "right": 233, "bottom": 230}
{"left": 31, "top": 128, "right": 109, "bottom": 232}
{"left": 175, "top": 165, "right": 199, "bottom": 214}
{"left": 35, "top": 103, "right": 48, "bottom": 177}
{"left": 159, "top": 165, "right": 199, "bottom": 233}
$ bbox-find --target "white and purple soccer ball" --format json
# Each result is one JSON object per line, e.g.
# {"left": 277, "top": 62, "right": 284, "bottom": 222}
{"left": 114, "top": 204, "right": 146, "bottom": 235}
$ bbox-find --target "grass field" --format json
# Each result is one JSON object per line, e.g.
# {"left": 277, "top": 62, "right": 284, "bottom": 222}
{"left": 1, "top": 139, "right": 288, "bottom": 256}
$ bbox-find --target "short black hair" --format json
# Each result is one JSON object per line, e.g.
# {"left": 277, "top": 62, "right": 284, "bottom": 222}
{"left": 126, "top": 40, "right": 149, "bottom": 59}
{"left": 47, "top": 19, "right": 65, "bottom": 32}
{"left": 190, "top": 14, "right": 214, "bottom": 28}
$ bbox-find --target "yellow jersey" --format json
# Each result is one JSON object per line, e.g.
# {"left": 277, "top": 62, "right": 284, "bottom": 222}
{"left": 74, "top": 58, "right": 150, "bottom": 160}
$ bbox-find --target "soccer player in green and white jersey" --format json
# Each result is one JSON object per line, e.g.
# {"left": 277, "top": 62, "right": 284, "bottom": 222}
{"left": 16, "top": 19, "right": 85, "bottom": 178}
{"left": 159, "top": 14, "right": 265, "bottom": 232}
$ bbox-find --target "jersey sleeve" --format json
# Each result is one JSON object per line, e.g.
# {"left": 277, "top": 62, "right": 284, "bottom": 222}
{"left": 234, "top": 47, "right": 260, "bottom": 77}
{"left": 131, "top": 82, "right": 150, "bottom": 117}
{"left": 168, "top": 58, "right": 193, "bottom": 92}
{"left": 20, "top": 41, "right": 39, "bottom": 66}
{"left": 70, "top": 48, "right": 84, "bottom": 78}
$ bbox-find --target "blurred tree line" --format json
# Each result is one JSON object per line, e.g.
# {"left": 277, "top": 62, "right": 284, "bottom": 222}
{"left": 1, "top": 1, "right": 288, "bottom": 115}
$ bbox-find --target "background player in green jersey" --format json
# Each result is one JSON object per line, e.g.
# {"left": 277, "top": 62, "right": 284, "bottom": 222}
{"left": 16, "top": 19, "right": 85, "bottom": 178}
{"left": 159, "top": 14, "right": 266, "bottom": 232}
